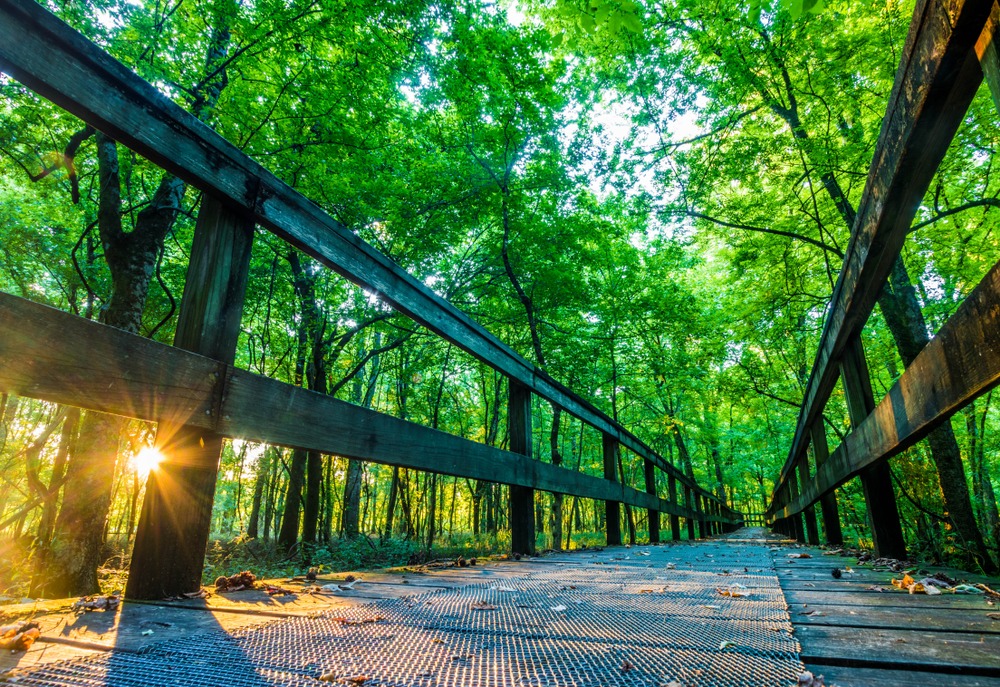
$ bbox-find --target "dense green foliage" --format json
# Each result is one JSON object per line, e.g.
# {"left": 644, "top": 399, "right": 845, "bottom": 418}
{"left": 1, "top": 0, "right": 999, "bottom": 597}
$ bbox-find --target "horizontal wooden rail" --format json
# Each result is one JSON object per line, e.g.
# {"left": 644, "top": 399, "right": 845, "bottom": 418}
{"left": 770, "top": 0, "right": 991, "bottom": 512}
{"left": 0, "top": 0, "right": 723, "bottom": 508}
{"left": 0, "top": 293, "right": 734, "bottom": 524}
{"left": 774, "top": 256, "right": 1000, "bottom": 519}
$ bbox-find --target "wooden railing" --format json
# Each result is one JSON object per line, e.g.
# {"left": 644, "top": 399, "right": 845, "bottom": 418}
{"left": 0, "top": 0, "right": 738, "bottom": 599}
{"left": 767, "top": 0, "right": 1000, "bottom": 561}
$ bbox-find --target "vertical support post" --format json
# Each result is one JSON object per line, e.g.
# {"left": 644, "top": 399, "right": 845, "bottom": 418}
{"left": 798, "top": 456, "right": 820, "bottom": 545}
{"left": 684, "top": 485, "right": 695, "bottom": 540}
{"left": 643, "top": 459, "right": 659, "bottom": 543}
{"left": 841, "top": 337, "right": 907, "bottom": 559}
{"left": 810, "top": 422, "right": 843, "bottom": 545}
{"left": 694, "top": 493, "right": 705, "bottom": 539}
{"left": 603, "top": 433, "right": 622, "bottom": 546}
{"left": 508, "top": 379, "right": 535, "bottom": 556}
{"left": 126, "top": 196, "right": 254, "bottom": 599}
{"left": 786, "top": 477, "right": 805, "bottom": 542}
{"left": 669, "top": 474, "right": 681, "bottom": 541}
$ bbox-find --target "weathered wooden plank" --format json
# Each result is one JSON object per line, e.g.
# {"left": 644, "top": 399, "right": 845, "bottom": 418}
{"left": 603, "top": 433, "right": 622, "bottom": 546}
{"left": 220, "top": 368, "right": 709, "bottom": 519}
{"left": 783, "top": 588, "right": 999, "bottom": 609}
{"left": 0, "top": 293, "right": 714, "bottom": 520}
{"left": 779, "top": 255, "right": 1000, "bottom": 519}
{"left": 774, "top": 0, "right": 992, "bottom": 503}
{"left": 790, "top": 603, "right": 1000, "bottom": 634}
{"left": 508, "top": 379, "right": 535, "bottom": 555}
{"left": 0, "top": 0, "right": 725, "bottom": 509}
{"left": 795, "top": 624, "right": 1000, "bottom": 673}
{"left": 0, "top": 292, "right": 219, "bottom": 427}
{"left": 808, "top": 664, "right": 1000, "bottom": 687}
{"left": 128, "top": 197, "right": 255, "bottom": 599}
{"left": 810, "top": 422, "right": 843, "bottom": 545}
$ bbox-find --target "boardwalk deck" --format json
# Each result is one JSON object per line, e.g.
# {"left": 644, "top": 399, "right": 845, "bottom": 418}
{"left": 773, "top": 538, "right": 1000, "bottom": 686}
{"left": 2, "top": 529, "right": 997, "bottom": 686}
{"left": 2, "top": 530, "right": 802, "bottom": 686}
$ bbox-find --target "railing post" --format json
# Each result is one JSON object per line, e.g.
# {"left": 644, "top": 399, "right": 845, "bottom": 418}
{"left": 684, "top": 485, "right": 695, "bottom": 540}
{"left": 810, "top": 422, "right": 843, "bottom": 545}
{"left": 841, "top": 337, "right": 907, "bottom": 559}
{"left": 669, "top": 474, "right": 681, "bottom": 541}
{"left": 508, "top": 379, "right": 535, "bottom": 556}
{"left": 602, "top": 432, "right": 622, "bottom": 546}
{"left": 126, "top": 196, "right": 254, "bottom": 599}
{"left": 798, "top": 455, "right": 820, "bottom": 545}
{"left": 786, "top": 474, "right": 805, "bottom": 542}
{"left": 694, "top": 493, "right": 705, "bottom": 539}
{"left": 644, "top": 459, "right": 660, "bottom": 543}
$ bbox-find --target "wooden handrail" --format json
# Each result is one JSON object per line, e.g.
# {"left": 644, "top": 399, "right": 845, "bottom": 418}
{"left": 768, "top": 0, "right": 992, "bottom": 518}
{"left": 0, "top": 0, "right": 726, "bottom": 509}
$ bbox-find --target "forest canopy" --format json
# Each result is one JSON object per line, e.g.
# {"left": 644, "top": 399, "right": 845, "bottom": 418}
{"left": 1, "top": 0, "right": 999, "bottom": 598}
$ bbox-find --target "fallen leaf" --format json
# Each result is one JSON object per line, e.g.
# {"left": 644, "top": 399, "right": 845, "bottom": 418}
{"left": 550, "top": 604, "right": 568, "bottom": 612}
{"left": 719, "top": 640, "right": 736, "bottom": 650}
{"left": 787, "top": 553, "right": 812, "bottom": 559}
{"left": 953, "top": 584, "right": 985, "bottom": 595}
{"left": 332, "top": 616, "right": 385, "bottom": 626}
{"left": 620, "top": 660, "right": 635, "bottom": 673}
{"left": 0, "top": 624, "right": 40, "bottom": 652}
{"left": 987, "top": 613, "right": 1000, "bottom": 620}
{"left": 471, "top": 601, "right": 498, "bottom": 610}
{"left": 141, "top": 629, "right": 154, "bottom": 636}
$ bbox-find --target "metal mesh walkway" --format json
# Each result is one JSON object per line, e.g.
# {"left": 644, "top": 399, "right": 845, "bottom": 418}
{"left": 4, "top": 529, "right": 805, "bottom": 686}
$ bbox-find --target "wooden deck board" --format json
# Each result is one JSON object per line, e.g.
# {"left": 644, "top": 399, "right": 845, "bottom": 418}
{"left": 773, "top": 541, "right": 1000, "bottom": 682}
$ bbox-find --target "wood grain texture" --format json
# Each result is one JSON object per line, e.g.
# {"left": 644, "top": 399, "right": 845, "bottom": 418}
{"left": 0, "top": 292, "right": 219, "bottom": 428}
{"left": 0, "top": 0, "right": 727, "bottom": 510}
{"left": 772, "top": 0, "right": 992, "bottom": 510}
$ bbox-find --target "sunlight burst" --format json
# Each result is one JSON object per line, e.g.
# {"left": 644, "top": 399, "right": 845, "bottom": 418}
{"left": 134, "top": 447, "right": 165, "bottom": 477}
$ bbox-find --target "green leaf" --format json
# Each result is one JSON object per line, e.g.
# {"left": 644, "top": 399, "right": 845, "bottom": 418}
{"left": 622, "top": 12, "right": 643, "bottom": 33}
{"left": 580, "top": 13, "right": 597, "bottom": 32}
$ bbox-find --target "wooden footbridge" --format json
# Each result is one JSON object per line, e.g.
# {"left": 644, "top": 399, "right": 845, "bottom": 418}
{"left": 2, "top": 0, "right": 1000, "bottom": 683}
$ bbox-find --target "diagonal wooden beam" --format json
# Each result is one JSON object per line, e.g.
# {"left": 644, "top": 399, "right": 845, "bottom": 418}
{"left": 0, "top": 292, "right": 729, "bottom": 523}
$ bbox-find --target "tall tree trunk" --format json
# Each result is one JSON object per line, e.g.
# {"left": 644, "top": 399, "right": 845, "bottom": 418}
{"left": 247, "top": 448, "right": 271, "bottom": 539}
{"left": 278, "top": 449, "right": 306, "bottom": 551}
{"left": 384, "top": 467, "right": 400, "bottom": 539}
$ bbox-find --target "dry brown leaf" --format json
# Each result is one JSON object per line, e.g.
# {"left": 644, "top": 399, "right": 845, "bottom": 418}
{"left": 620, "top": 660, "right": 635, "bottom": 673}
{"left": 470, "top": 601, "right": 497, "bottom": 611}
{"left": 0, "top": 626, "right": 40, "bottom": 652}
{"left": 331, "top": 616, "right": 384, "bottom": 626}
{"left": 716, "top": 588, "right": 745, "bottom": 598}
{"left": 787, "top": 553, "right": 812, "bottom": 559}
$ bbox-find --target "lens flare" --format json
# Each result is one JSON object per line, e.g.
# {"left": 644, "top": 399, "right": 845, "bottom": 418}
{"left": 134, "top": 446, "right": 165, "bottom": 477}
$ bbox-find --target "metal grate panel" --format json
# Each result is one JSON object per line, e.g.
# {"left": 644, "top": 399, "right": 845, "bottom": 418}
{"left": 1, "top": 529, "right": 805, "bottom": 687}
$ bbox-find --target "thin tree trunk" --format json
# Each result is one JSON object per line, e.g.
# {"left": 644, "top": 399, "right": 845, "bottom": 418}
{"left": 277, "top": 449, "right": 306, "bottom": 551}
